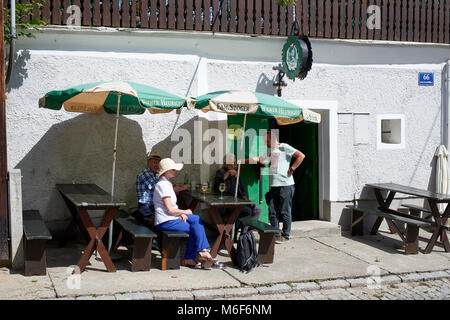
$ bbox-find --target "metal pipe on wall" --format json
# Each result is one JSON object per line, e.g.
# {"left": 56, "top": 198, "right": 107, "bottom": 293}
{"left": 446, "top": 61, "right": 450, "bottom": 185}
{"left": 5, "top": 0, "right": 15, "bottom": 85}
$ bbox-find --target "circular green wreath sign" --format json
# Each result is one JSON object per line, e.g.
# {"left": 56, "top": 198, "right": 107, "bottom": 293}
{"left": 282, "top": 35, "right": 303, "bottom": 81}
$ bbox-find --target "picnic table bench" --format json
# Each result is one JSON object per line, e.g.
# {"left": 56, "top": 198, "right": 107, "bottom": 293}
{"left": 238, "top": 217, "right": 279, "bottom": 264}
{"left": 349, "top": 205, "right": 433, "bottom": 254}
{"left": 23, "top": 210, "right": 52, "bottom": 276}
{"left": 114, "top": 211, "right": 156, "bottom": 272}
{"left": 56, "top": 184, "right": 126, "bottom": 273}
{"left": 354, "top": 183, "right": 450, "bottom": 254}
{"left": 400, "top": 203, "right": 433, "bottom": 220}
{"left": 186, "top": 191, "right": 253, "bottom": 268}
{"left": 116, "top": 210, "right": 189, "bottom": 270}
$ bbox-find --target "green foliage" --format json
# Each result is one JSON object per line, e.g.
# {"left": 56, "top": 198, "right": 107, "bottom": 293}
{"left": 4, "top": 0, "right": 47, "bottom": 44}
{"left": 277, "top": 0, "right": 297, "bottom": 6}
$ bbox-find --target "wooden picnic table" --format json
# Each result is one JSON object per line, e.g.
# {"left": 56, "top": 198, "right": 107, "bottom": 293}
{"left": 56, "top": 184, "right": 126, "bottom": 273}
{"left": 184, "top": 190, "right": 252, "bottom": 267}
{"left": 366, "top": 182, "right": 450, "bottom": 254}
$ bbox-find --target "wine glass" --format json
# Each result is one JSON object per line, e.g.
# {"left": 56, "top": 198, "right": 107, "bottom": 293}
{"left": 219, "top": 183, "right": 226, "bottom": 199}
{"left": 201, "top": 182, "right": 208, "bottom": 199}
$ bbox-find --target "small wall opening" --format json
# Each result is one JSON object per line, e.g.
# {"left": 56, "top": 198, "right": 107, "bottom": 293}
{"left": 381, "top": 119, "right": 402, "bottom": 144}
{"left": 377, "top": 114, "right": 405, "bottom": 150}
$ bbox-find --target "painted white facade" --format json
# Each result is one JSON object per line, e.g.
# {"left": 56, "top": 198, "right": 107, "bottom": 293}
{"left": 6, "top": 26, "right": 450, "bottom": 234}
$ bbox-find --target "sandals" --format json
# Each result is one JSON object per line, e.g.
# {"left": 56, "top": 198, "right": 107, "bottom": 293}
{"left": 182, "top": 259, "right": 201, "bottom": 269}
{"left": 197, "top": 250, "right": 216, "bottom": 262}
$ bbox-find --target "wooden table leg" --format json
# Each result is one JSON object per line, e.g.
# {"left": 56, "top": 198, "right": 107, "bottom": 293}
{"left": 223, "top": 207, "right": 242, "bottom": 264}
{"left": 75, "top": 208, "right": 118, "bottom": 273}
{"left": 94, "top": 208, "right": 117, "bottom": 272}
{"left": 208, "top": 207, "right": 226, "bottom": 258}
{"left": 424, "top": 200, "right": 450, "bottom": 254}
{"left": 75, "top": 208, "right": 97, "bottom": 273}
{"left": 59, "top": 193, "right": 92, "bottom": 245}
{"left": 372, "top": 189, "right": 396, "bottom": 234}
{"left": 207, "top": 206, "right": 242, "bottom": 267}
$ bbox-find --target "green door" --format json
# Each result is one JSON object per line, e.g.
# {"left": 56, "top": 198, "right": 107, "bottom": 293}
{"left": 227, "top": 115, "right": 270, "bottom": 223}
{"left": 278, "top": 121, "right": 319, "bottom": 221}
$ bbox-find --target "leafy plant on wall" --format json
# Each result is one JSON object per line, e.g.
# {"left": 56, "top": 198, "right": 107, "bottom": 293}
{"left": 3, "top": 0, "right": 47, "bottom": 44}
{"left": 277, "top": 0, "right": 297, "bottom": 6}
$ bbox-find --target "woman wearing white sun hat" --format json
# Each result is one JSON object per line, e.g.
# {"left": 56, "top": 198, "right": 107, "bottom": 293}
{"left": 153, "top": 158, "right": 216, "bottom": 268}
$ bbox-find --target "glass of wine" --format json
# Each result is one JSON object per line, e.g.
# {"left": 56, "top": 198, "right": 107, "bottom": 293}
{"left": 219, "top": 183, "right": 226, "bottom": 199}
{"left": 201, "top": 182, "right": 208, "bottom": 199}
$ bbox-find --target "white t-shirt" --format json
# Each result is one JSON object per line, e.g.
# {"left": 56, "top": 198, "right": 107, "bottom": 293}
{"left": 267, "top": 143, "right": 297, "bottom": 187}
{"left": 153, "top": 176, "right": 180, "bottom": 226}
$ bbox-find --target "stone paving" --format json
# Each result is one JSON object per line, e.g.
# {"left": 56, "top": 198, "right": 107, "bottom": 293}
{"left": 53, "top": 271, "right": 450, "bottom": 300}
{"left": 3, "top": 229, "right": 449, "bottom": 301}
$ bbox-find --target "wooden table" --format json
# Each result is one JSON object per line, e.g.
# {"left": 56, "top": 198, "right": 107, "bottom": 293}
{"left": 366, "top": 183, "right": 450, "bottom": 254}
{"left": 56, "top": 184, "right": 126, "bottom": 273}
{"left": 185, "top": 190, "right": 252, "bottom": 267}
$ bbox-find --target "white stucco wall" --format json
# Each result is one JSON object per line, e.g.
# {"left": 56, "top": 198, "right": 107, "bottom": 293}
{"left": 6, "top": 27, "right": 450, "bottom": 233}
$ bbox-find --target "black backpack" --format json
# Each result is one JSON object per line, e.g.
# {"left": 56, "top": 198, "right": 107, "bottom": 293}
{"left": 236, "top": 225, "right": 259, "bottom": 273}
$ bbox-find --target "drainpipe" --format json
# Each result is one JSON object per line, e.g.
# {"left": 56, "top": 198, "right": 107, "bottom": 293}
{"left": 445, "top": 61, "right": 450, "bottom": 159}
{"left": 5, "top": 0, "right": 15, "bottom": 85}
{"left": 447, "top": 61, "right": 450, "bottom": 187}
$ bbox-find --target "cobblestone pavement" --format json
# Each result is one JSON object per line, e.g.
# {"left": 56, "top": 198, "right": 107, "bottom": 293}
{"left": 222, "top": 278, "right": 450, "bottom": 300}
{"left": 59, "top": 272, "right": 450, "bottom": 300}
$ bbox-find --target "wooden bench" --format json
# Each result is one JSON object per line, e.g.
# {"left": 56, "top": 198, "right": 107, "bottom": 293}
{"left": 23, "top": 210, "right": 52, "bottom": 276}
{"left": 401, "top": 204, "right": 432, "bottom": 219}
{"left": 116, "top": 210, "right": 189, "bottom": 270}
{"left": 238, "top": 217, "right": 279, "bottom": 264}
{"left": 349, "top": 205, "right": 433, "bottom": 254}
{"left": 114, "top": 212, "right": 157, "bottom": 272}
{"left": 400, "top": 204, "right": 450, "bottom": 232}
{"left": 159, "top": 230, "right": 189, "bottom": 270}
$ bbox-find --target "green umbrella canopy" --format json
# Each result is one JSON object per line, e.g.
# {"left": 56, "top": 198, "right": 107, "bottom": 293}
{"left": 193, "top": 90, "right": 321, "bottom": 198}
{"left": 38, "top": 80, "right": 194, "bottom": 252}
{"left": 193, "top": 90, "right": 321, "bottom": 124}
{"left": 39, "top": 81, "right": 192, "bottom": 115}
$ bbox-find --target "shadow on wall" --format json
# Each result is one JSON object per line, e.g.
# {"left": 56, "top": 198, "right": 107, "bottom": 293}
{"left": 151, "top": 116, "right": 226, "bottom": 184}
{"left": 14, "top": 110, "right": 225, "bottom": 236}
{"left": 14, "top": 113, "right": 147, "bottom": 234}
{"left": 6, "top": 49, "right": 30, "bottom": 92}
{"left": 255, "top": 73, "right": 277, "bottom": 96}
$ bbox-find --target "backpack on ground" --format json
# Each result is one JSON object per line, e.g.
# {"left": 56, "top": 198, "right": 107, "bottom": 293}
{"left": 236, "top": 225, "right": 259, "bottom": 273}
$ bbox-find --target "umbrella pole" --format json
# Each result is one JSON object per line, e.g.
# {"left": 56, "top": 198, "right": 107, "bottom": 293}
{"left": 235, "top": 114, "right": 247, "bottom": 198}
{"left": 108, "top": 93, "right": 121, "bottom": 253}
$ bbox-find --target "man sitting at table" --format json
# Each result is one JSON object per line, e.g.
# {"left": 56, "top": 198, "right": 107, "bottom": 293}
{"left": 213, "top": 153, "right": 261, "bottom": 221}
{"left": 134, "top": 150, "right": 188, "bottom": 225}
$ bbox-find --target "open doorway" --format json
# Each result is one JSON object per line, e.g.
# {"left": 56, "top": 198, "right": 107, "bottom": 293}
{"left": 274, "top": 119, "right": 319, "bottom": 221}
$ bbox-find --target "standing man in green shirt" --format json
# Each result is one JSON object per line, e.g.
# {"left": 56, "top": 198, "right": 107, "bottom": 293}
{"left": 245, "top": 130, "right": 305, "bottom": 241}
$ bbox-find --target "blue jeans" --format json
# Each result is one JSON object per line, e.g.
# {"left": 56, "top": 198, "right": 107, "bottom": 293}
{"left": 267, "top": 185, "right": 295, "bottom": 239}
{"left": 156, "top": 214, "right": 210, "bottom": 260}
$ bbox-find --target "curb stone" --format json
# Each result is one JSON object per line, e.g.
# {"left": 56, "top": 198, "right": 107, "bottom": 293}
{"left": 346, "top": 278, "right": 368, "bottom": 288}
{"left": 418, "top": 271, "right": 450, "bottom": 281}
{"left": 222, "top": 287, "right": 259, "bottom": 298}
{"left": 192, "top": 289, "right": 225, "bottom": 300}
{"left": 399, "top": 273, "right": 424, "bottom": 283}
{"left": 76, "top": 295, "right": 116, "bottom": 300}
{"left": 153, "top": 290, "right": 194, "bottom": 300}
{"left": 319, "top": 279, "right": 350, "bottom": 290}
{"left": 380, "top": 275, "right": 402, "bottom": 285}
{"left": 115, "top": 292, "right": 154, "bottom": 300}
{"left": 292, "top": 282, "right": 321, "bottom": 291}
{"left": 256, "top": 283, "right": 292, "bottom": 295}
